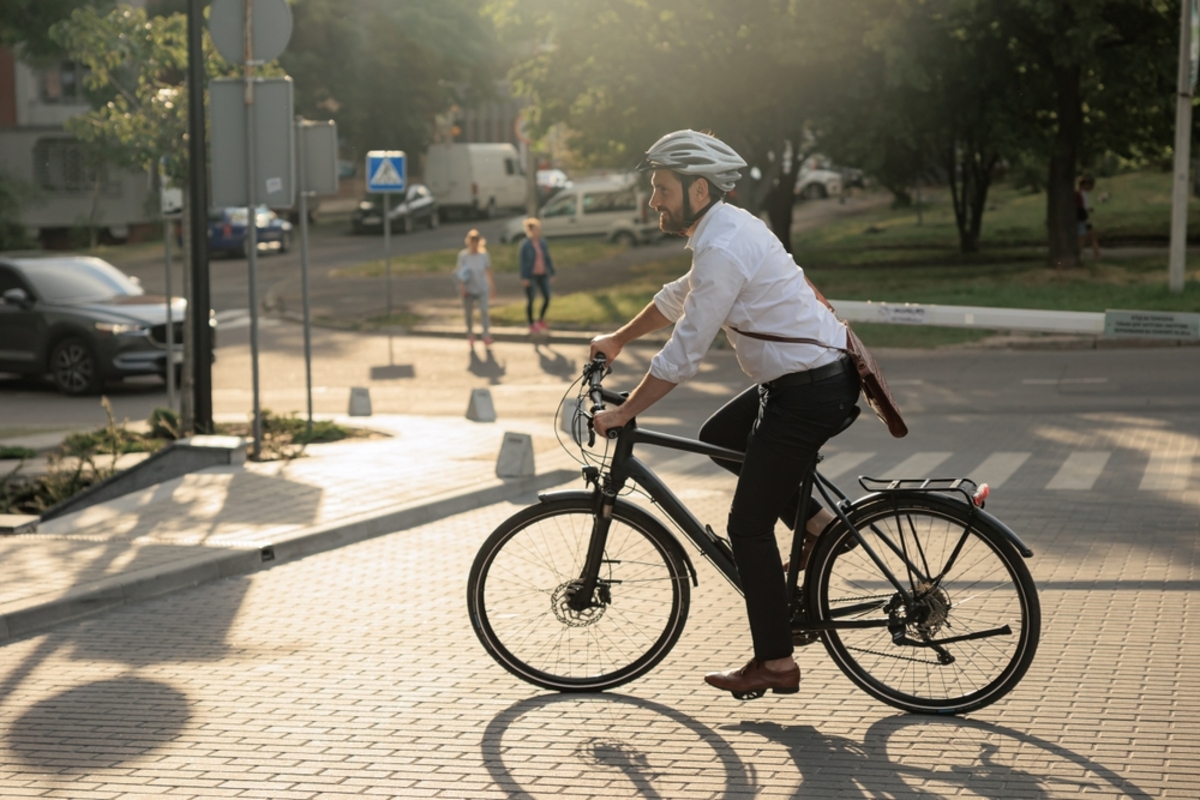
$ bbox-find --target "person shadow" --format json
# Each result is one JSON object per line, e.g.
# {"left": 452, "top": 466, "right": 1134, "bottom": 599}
{"left": 533, "top": 342, "right": 575, "bottom": 379}
{"left": 469, "top": 347, "right": 506, "bottom": 384}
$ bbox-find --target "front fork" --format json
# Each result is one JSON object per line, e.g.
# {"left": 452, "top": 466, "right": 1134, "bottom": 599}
{"left": 566, "top": 474, "right": 626, "bottom": 612}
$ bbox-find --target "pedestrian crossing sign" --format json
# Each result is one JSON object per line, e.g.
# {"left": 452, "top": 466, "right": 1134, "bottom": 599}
{"left": 366, "top": 150, "right": 406, "bottom": 193}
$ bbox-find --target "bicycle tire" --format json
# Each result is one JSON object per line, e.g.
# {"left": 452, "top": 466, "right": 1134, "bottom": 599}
{"left": 468, "top": 495, "right": 692, "bottom": 692}
{"left": 805, "top": 492, "right": 1040, "bottom": 714}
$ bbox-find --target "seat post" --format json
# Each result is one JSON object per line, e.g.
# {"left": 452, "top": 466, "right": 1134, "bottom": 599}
{"left": 785, "top": 466, "right": 818, "bottom": 603}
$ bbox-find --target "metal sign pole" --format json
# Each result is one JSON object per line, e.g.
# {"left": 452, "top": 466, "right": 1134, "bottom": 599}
{"left": 297, "top": 119, "right": 314, "bottom": 433}
{"left": 244, "top": 1, "right": 263, "bottom": 459}
{"left": 1169, "top": 0, "right": 1197, "bottom": 294}
{"left": 164, "top": 218, "right": 177, "bottom": 412}
{"left": 384, "top": 192, "right": 392, "bottom": 320}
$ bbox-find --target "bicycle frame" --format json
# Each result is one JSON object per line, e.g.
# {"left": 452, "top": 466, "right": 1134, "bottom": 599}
{"left": 573, "top": 386, "right": 932, "bottom": 631}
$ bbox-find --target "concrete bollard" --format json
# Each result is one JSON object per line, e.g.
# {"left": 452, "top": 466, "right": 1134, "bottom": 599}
{"left": 466, "top": 388, "right": 497, "bottom": 422}
{"left": 496, "top": 432, "right": 535, "bottom": 478}
{"left": 348, "top": 386, "right": 373, "bottom": 416}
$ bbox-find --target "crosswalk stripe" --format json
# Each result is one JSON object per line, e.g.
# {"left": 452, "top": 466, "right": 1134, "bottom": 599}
{"left": 1139, "top": 454, "right": 1194, "bottom": 492}
{"left": 884, "top": 452, "right": 953, "bottom": 478}
{"left": 819, "top": 452, "right": 876, "bottom": 480}
{"left": 968, "top": 452, "right": 1031, "bottom": 489}
{"left": 1046, "top": 451, "right": 1111, "bottom": 490}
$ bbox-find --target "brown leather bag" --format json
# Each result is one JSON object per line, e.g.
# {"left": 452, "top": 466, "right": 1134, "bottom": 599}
{"left": 730, "top": 322, "right": 909, "bottom": 438}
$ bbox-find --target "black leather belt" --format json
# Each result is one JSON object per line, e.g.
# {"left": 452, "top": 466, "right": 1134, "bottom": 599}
{"left": 764, "top": 356, "right": 851, "bottom": 388}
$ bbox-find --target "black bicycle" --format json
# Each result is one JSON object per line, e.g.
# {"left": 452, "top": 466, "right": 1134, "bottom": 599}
{"left": 467, "top": 356, "right": 1041, "bottom": 714}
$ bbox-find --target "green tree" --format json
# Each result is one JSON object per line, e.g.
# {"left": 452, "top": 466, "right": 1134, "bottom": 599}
{"left": 0, "top": 0, "right": 110, "bottom": 59}
{"left": 490, "top": 0, "right": 859, "bottom": 250}
{"left": 996, "top": 0, "right": 1177, "bottom": 267}
{"left": 281, "top": 0, "right": 499, "bottom": 163}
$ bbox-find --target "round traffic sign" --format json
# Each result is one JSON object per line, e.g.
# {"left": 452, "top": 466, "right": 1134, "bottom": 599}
{"left": 209, "top": 0, "right": 293, "bottom": 64}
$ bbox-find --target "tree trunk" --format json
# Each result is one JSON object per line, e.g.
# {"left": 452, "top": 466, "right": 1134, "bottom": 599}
{"left": 761, "top": 138, "right": 804, "bottom": 254}
{"left": 1046, "top": 64, "right": 1083, "bottom": 268}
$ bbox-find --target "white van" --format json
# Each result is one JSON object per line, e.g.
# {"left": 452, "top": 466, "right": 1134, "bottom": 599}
{"left": 424, "top": 143, "right": 527, "bottom": 220}
{"left": 499, "top": 175, "right": 659, "bottom": 245}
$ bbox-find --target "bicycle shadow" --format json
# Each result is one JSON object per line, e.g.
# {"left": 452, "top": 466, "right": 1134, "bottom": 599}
{"left": 480, "top": 693, "right": 758, "bottom": 800}
{"left": 728, "top": 715, "right": 1152, "bottom": 800}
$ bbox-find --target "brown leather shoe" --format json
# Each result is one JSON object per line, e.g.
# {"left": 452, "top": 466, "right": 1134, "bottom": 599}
{"left": 704, "top": 658, "right": 800, "bottom": 697}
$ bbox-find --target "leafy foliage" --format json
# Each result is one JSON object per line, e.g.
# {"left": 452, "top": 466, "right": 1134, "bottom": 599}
{"left": 49, "top": 5, "right": 248, "bottom": 186}
{"left": 281, "top": 0, "right": 500, "bottom": 161}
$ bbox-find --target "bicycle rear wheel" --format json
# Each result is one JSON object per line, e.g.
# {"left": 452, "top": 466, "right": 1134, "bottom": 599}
{"left": 806, "top": 493, "right": 1040, "bottom": 714}
{"left": 468, "top": 495, "right": 691, "bottom": 692}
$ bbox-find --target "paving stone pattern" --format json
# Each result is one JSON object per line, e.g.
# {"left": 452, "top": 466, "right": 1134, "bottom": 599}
{"left": 0, "top": 411, "right": 1196, "bottom": 798}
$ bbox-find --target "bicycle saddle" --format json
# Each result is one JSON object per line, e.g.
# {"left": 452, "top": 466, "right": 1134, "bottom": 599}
{"left": 834, "top": 404, "right": 862, "bottom": 437}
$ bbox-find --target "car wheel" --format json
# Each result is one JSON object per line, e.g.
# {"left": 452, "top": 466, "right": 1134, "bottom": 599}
{"left": 50, "top": 337, "right": 101, "bottom": 396}
{"left": 803, "top": 183, "right": 827, "bottom": 200}
{"left": 613, "top": 230, "right": 638, "bottom": 247}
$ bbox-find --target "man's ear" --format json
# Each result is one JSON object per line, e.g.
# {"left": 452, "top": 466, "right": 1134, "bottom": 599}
{"left": 691, "top": 177, "right": 711, "bottom": 206}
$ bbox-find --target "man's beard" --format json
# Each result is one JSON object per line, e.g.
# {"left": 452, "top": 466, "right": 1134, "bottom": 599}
{"left": 658, "top": 206, "right": 687, "bottom": 234}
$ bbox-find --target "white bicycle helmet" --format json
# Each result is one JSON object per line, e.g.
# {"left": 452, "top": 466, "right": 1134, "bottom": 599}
{"left": 637, "top": 130, "right": 747, "bottom": 194}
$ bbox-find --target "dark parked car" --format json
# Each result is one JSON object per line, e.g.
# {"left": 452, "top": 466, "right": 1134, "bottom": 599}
{"left": 208, "top": 206, "right": 293, "bottom": 258}
{"left": 351, "top": 184, "right": 439, "bottom": 234}
{"left": 0, "top": 254, "right": 211, "bottom": 395}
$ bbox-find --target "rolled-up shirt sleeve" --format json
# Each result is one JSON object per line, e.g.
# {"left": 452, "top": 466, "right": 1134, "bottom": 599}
{"left": 650, "top": 248, "right": 745, "bottom": 383}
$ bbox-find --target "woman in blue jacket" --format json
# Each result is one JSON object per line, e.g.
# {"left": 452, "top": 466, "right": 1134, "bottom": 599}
{"left": 518, "top": 218, "right": 555, "bottom": 333}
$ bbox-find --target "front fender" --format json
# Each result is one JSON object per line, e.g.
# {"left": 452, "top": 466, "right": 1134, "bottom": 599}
{"left": 535, "top": 490, "right": 700, "bottom": 585}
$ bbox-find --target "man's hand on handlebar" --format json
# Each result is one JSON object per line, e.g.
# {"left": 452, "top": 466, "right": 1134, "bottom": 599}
{"left": 592, "top": 407, "right": 627, "bottom": 439}
{"left": 589, "top": 333, "right": 623, "bottom": 365}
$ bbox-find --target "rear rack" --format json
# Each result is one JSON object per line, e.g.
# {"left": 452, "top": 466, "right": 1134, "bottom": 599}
{"left": 858, "top": 476, "right": 990, "bottom": 508}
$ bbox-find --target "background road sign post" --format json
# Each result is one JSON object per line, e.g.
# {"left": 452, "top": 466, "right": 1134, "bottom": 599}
{"left": 366, "top": 151, "right": 407, "bottom": 320}
{"left": 296, "top": 119, "right": 339, "bottom": 432}
{"left": 209, "top": 0, "right": 294, "bottom": 459}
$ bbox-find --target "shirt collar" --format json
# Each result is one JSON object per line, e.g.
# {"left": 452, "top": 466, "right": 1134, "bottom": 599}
{"left": 685, "top": 200, "right": 724, "bottom": 251}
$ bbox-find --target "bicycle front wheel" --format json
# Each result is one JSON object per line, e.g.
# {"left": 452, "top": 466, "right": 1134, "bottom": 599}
{"left": 468, "top": 495, "right": 691, "bottom": 692}
{"left": 806, "top": 493, "right": 1040, "bottom": 714}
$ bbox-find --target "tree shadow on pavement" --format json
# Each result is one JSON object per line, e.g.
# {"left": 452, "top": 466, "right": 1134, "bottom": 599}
{"left": 480, "top": 693, "right": 757, "bottom": 799}
{"left": 469, "top": 348, "right": 506, "bottom": 384}
{"left": 728, "top": 715, "right": 1152, "bottom": 800}
{"left": 8, "top": 674, "right": 191, "bottom": 773}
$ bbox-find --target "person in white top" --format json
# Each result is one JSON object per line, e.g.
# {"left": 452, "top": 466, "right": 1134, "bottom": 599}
{"left": 590, "top": 130, "right": 863, "bottom": 698}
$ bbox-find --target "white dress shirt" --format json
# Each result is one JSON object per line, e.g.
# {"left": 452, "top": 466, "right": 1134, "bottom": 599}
{"left": 650, "top": 201, "right": 846, "bottom": 385}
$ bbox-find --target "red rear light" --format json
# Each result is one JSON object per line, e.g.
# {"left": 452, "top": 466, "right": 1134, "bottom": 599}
{"left": 223, "top": 223, "right": 232, "bottom": 237}
{"left": 972, "top": 483, "right": 990, "bottom": 507}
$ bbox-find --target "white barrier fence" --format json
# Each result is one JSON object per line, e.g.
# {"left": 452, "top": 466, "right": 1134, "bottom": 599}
{"left": 831, "top": 301, "right": 1200, "bottom": 340}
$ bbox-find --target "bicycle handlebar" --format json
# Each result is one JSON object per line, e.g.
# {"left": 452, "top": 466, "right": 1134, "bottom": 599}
{"left": 584, "top": 354, "right": 622, "bottom": 441}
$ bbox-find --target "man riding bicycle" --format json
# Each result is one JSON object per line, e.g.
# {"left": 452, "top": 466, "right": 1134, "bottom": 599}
{"left": 589, "top": 129, "right": 862, "bottom": 697}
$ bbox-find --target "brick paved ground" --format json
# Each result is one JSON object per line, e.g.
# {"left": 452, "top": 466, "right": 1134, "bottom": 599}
{"left": 0, "top": 399, "right": 1195, "bottom": 798}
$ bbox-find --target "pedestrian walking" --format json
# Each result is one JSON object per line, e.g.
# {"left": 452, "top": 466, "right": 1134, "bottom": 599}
{"left": 1076, "top": 176, "right": 1101, "bottom": 259}
{"left": 519, "top": 218, "right": 555, "bottom": 334}
{"left": 589, "top": 130, "right": 864, "bottom": 697}
{"left": 455, "top": 229, "right": 496, "bottom": 347}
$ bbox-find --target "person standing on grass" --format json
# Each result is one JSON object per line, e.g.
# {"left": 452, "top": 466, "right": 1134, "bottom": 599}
{"left": 519, "top": 218, "right": 555, "bottom": 334}
{"left": 1076, "top": 176, "right": 1101, "bottom": 259}
{"left": 455, "top": 229, "right": 496, "bottom": 347}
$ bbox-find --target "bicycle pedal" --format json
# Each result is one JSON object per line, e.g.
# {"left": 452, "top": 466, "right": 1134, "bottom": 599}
{"left": 731, "top": 689, "right": 765, "bottom": 701}
{"left": 792, "top": 630, "right": 822, "bottom": 647}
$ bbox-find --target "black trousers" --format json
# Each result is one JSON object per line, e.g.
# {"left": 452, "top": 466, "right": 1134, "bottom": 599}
{"left": 698, "top": 365, "right": 861, "bottom": 662}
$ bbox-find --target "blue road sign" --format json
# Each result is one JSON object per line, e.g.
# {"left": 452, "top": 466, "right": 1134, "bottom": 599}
{"left": 366, "top": 151, "right": 406, "bottom": 193}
